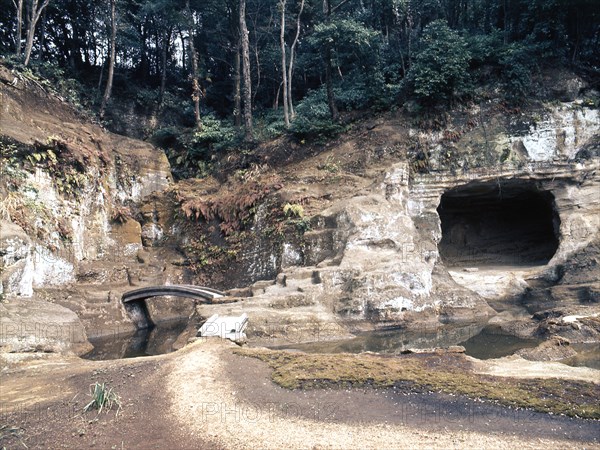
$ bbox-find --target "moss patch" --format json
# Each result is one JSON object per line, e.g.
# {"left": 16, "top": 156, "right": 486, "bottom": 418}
{"left": 235, "top": 348, "right": 600, "bottom": 419}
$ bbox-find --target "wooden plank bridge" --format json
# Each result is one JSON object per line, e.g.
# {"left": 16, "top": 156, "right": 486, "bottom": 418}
{"left": 122, "top": 285, "right": 231, "bottom": 329}
{"left": 122, "top": 285, "right": 226, "bottom": 303}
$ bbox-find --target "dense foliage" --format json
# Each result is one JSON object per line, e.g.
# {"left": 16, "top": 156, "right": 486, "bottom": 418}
{"left": 1, "top": 0, "right": 598, "bottom": 175}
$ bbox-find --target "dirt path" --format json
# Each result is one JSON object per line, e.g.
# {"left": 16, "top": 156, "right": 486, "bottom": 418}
{"left": 1, "top": 340, "right": 599, "bottom": 449}
{"left": 0, "top": 354, "right": 215, "bottom": 449}
{"left": 470, "top": 354, "right": 600, "bottom": 382}
{"left": 167, "top": 340, "right": 600, "bottom": 449}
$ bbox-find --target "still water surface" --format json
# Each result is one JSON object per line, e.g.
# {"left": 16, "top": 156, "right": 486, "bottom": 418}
{"left": 83, "top": 321, "right": 599, "bottom": 369}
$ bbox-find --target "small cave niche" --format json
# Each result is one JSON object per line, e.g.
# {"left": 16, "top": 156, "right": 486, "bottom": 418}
{"left": 437, "top": 180, "right": 560, "bottom": 267}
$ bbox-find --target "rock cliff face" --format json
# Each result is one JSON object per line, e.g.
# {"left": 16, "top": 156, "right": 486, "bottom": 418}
{"left": 198, "top": 98, "right": 599, "bottom": 341}
{"left": 1, "top": 64, "right": 599, "bottom": 352}
{"left": 0, "top": 68, "right": 174, "bottom": 352}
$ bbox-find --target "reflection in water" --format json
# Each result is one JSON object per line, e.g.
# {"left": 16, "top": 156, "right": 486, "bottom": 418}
{"left": 271, "top": 324, "right": 543, "bottom": 360}
{"left": 460, "top": 327, "right": 540, "bottom": 359}
{"left": 83, "top": 320, "right": 192, "bottom": 361}
{"left": 85, "top": 319, "right": 599, "bottom": 370}
{"left": 271, "top": 323, "right": 486, "bottom": 355}
{"left": 560, "top": 343, "right": 600, "bottom": 370}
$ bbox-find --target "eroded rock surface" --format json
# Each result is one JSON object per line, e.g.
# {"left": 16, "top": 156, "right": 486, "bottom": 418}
{"left": 0, "top": 298, "right": 91, "bottom": 355}
{"left": 1, "top": 66, "right": 599, "bottom": 354}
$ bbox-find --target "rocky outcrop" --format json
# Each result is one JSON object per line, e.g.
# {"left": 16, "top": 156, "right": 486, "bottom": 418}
{"left": 516, "top": 336, "right": 578, "bottom": 362}
{"left": 0, "top": 69, "right": 175, "bottom": 344}
{"left": 2, "top": 64, "right": 599, "bottom": 352}
{"left": 197, "top": 162, "right": 496, "bottom": 339}
{"left": 199, "top": 99, "right": 599, "bottom": 342}
{"left": 0, "top": 298, "right": 91, "bottom": 355}
{"left": 1, "top": 221, "right": 34, "bottom": 297}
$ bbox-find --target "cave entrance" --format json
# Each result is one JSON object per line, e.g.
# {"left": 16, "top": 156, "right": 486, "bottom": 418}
{"left": 437, "top": 180, "right": 560, "bottom": 267}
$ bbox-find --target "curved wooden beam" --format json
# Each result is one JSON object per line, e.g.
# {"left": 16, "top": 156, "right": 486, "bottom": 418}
{"left": 122, "top": 285, "right": 226, "bottom": 304}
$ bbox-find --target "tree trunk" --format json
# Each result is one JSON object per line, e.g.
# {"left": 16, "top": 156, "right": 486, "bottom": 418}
{"left": 99, "top": 0, "right": 116, "bottom": 119}
{"left": 252, "top": 39, "right": 260, "bottom": 106}
{"left": 503, "top": 0, "right": 508, "bottom": 44}
{"left": 97, "top": 59, "right": 104, "bottom": 92}
{"left": 139, "top": 22, "right": 148, "bottom": 83}
{"left": 12, "top": 0, "right": 24, "bottom": 56}
{"left": 406, "top": 3, "right": 413, "bottom": 65}
{"left": 186, "top": 0, "right": 202, "bottom": 130}
{"left": 273, "top": 82, "right": 281, "bottom": 110}
{"left": 158, "top": 27, "right": 171, "bottom": 106}
{"left": 233, "top": 43, "right": 242, "bottom": 126}
{"left": 323, "top": 0, "right": 339, "bottom": 122}
{"left": 325, "top": 47, "right": 339, "bottom": 122}
{"left": 287, "top": 0, "right": 304, "bottom": 119}
{"left": 178, "top": 27, "right": 186, "bottom": 72}
{"left": 37, "top": 6, "right": 46, "bottom": 60}
{"left": 280, "top": 0, "right": 290, "bottom": 127}
{"left": 154, "top": 26, "right": 161, "bottom": 76}
{"left": 240, "top": 0, "right": 253, "bottom": 141}
{"left": 23, "top": 0, "right": 51, "bottom": 66}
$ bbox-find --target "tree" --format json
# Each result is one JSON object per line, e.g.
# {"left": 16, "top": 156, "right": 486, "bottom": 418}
{"left": 309, "top": 17, "right": 379, "bottom": 114}
{"left": 286, "top": 0, "right": 304, "bottom": 120}
{"left": 11, "top": 0, "right": 23, "bottom": 56}
{"left": 239, "top": 0, "right": 253, "bottom": 140}
{"left": 233, "top": 41, "right": 242, "bottom": 126}
{"left": 185, "top": 0, "right": 202, "bottom": 129}
{"left": 409, "top": 20, "right": 471, "bottom": 103}
{"left": 138, "top": 0, "right": 177, "bottom": 106}
{"left": 2, "top": 0, "right": 597, "bottom": 158}
{"left": 99, "top": 0, "right": 116, "bottom": 119}
{"left": 279, "top": 0, "right": 289, "bottom": 127}
{"left": 23, "top": 0, "right": 51, "bottom": 66}
{"left": 322, "top": 0, "right": 339, "bottom": 122}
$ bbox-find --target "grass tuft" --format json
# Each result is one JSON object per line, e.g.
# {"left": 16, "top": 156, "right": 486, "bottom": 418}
{"left": 83, "top": 382, "right": 122, "bottom": 415}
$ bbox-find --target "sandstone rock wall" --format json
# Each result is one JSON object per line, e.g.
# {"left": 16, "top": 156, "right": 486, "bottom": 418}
{"left": 207, "top": 100, "right": 599, "bottom": 338}
{"left": 2, "top": 70, "right": 598, "bottom": 348}
{"left": 1, "top": 77, "right": 175, "bottom": 344}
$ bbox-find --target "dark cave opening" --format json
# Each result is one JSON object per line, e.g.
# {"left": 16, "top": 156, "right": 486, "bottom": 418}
{"left": 437, "top": 180, "right": 560, "bottom": 267}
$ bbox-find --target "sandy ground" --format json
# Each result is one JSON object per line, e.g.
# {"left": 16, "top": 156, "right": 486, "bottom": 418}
{"left": 1, "top": 340, "right": 599, "bottom": 449}
{"left": 167, "top": 340, "right": 600, "bottom": 449}
{"left": 470, "top": 354, "right": 600, "bottom": 382}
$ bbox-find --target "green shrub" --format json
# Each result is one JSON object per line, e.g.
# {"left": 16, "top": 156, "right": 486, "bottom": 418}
{"left": 192, "top": 114, "right": 237, "bottom": 153}
{"left": 467, "top": 31, "right": 504, "bottom": 66}
{"left": 409, "top": 20, "right": 471, "bottom": 103}
{"left": 254, "top": 110, "right": 287, "bottom": 141}
{"left": 283, "top": 203, "right": 304, "bottom": 218}
{"left": 152, "top": 126, "right": 180, "bottom": 148}
{"left": 499, "top": 42, "right": 537, "bottom": 102}
{"left": 290, "top": 89, "right": 346, "bottom": 142}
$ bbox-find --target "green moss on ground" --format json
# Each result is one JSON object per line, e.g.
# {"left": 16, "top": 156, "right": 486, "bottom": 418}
{"left": 235, "top": 348, "right": 600, "bottom": 419}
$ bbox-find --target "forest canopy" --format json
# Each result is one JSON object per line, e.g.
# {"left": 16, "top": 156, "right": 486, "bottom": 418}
{"left": 1, "top": 0, "right": 598, "bottom": 175}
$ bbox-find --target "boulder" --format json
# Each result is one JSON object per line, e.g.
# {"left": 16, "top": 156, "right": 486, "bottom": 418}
{"left": 0, "top": 298, "right": 92, "bottom": 355}
{"left": 515, "top": 336, "right": 577, "bottom": 362}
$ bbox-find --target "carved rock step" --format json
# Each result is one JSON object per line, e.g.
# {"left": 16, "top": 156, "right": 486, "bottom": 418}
{"left": 226, "top": 287, "right": 253, "bottom": 298}
{"left": 250, "top": 279, "right": 277, "bottom": 296}
{"left": 522, "top": 282, "right": 600, "bottom": 312}
{"left": 276, "top": 268, "right": 322, "bottom": 285}
{"left": 247, "top": 268, "right": 321, "bottom": 297}
{"left": 267, "top": 292, "right": 317, "bottom": 309}
{"left": 195, "top": 301, "right": 346, "bottom": 342}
